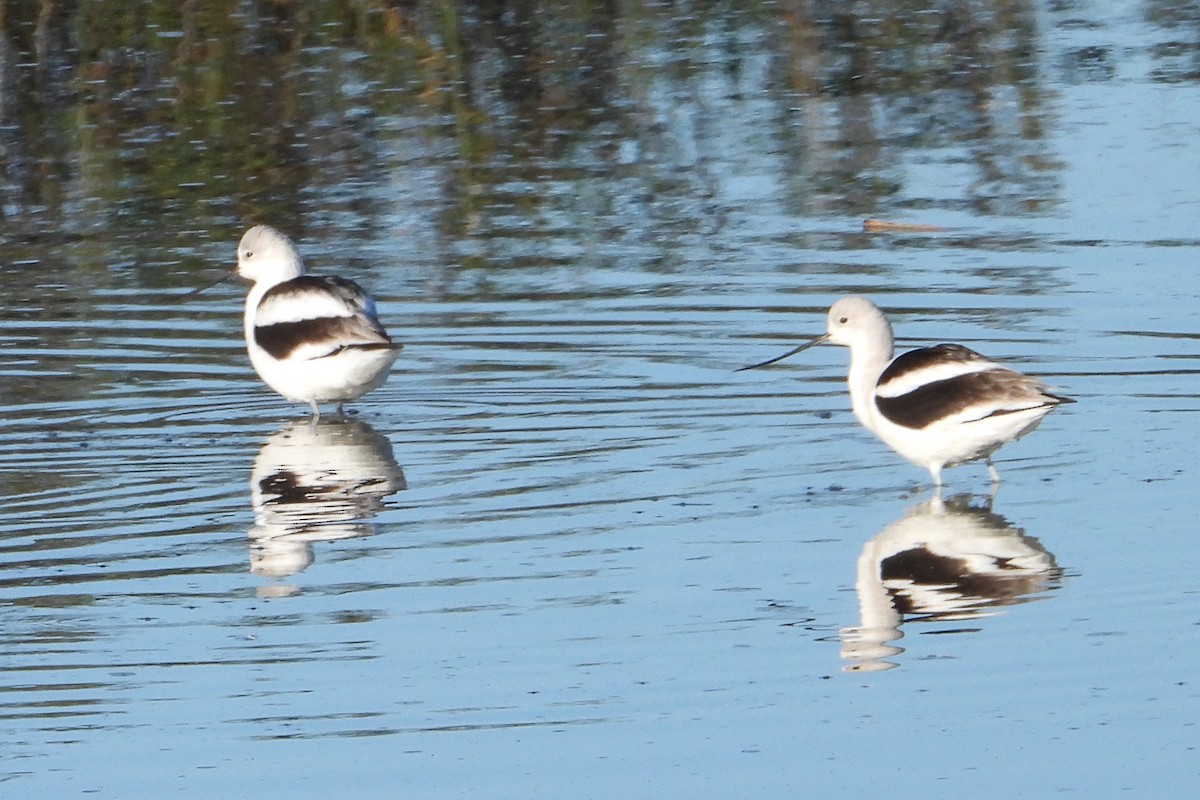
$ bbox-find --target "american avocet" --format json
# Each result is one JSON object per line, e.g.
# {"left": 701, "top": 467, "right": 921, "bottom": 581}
{"left": 234, "top": 225, "right": 402, "bottom": 419}
{"left": 840, "top": 492, "right": 1060, "bottom": 671}
{"left": 740, "top": 296, "right": 1071, "bottom": 486}
{"left": 249, "top": 418, "right": 406, "bottom": 583}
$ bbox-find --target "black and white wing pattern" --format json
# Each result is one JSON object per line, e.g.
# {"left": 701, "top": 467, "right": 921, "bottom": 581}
{"left": 253, "top": 276, "right": 401, "bottom": 361}
{"left": 875, "top": 344, "right": 1064, "bottom": 430}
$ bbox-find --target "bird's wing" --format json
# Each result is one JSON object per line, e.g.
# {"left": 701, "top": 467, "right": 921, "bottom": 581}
{"left": 876, "top": 346, "right": 1060, "bottom": 429}
{"left": 254, "top": 276, "right": 399, "bottom": 361}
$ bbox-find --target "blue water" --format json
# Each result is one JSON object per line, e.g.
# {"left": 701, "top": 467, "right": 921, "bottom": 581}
{"left": 2, "top": 1, "right": 1199, "bottom": 796}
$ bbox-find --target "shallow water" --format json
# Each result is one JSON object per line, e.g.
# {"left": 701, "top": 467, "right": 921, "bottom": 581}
{"left": 2, "top": 1, "right": 1200, "bottom": 796}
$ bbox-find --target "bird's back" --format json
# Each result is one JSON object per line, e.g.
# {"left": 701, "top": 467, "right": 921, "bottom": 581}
{"left": 252, "top": 275, "right": 399, "bottom": 362}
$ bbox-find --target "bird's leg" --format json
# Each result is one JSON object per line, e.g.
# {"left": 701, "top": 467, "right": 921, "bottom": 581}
{"left": 984, "top": 482, "right": 998, "bottom": 509}
{"left": 984, "top": 458, "right": 1002, "bottom": 507}
{"left": 308, "top": 399, "right": 321, "bottom": 422}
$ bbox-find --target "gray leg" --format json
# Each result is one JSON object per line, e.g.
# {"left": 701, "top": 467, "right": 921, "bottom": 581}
{"left": 986, "top": 458, "right": 1000, "bottom": 484}
{"left": 308, "top": 399, "right": 321, "bottom": 421}
{"left": 928, "top": 464, "right": 944, "bottom": 487}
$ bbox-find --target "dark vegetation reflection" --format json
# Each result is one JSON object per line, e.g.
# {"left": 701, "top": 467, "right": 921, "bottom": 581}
{"left": 6, "top": 0, "right": 1199, "bottom": 268}
{"left": 0, "top": 0, "right": 1136, "bottom": 419}
{"left": 0, "top": 0, "right": 1079, "bottom": 253}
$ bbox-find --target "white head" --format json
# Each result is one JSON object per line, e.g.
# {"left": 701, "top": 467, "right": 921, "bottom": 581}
{"left": 738, "top": 295, "right": 897, "bottom": 371}
{"left": 825, "top": 296, "right": 893, "bottom": 350}
{"left": 236, "top": 225, "right": 305, "bottom": 287}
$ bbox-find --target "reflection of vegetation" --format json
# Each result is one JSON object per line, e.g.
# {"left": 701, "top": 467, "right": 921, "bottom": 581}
{"left": 1144, "top": 0, "right": 1200, "bottom": 82}
{"left": 4, "top": 0, "right": 1149, "bottom": 264}
{"left": 0, "top": 0, "right": 1186, "bottom": 408}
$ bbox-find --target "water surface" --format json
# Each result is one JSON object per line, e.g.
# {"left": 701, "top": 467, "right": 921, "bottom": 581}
{"left": 2, "top": 1, "right": 1199, "bottom": 797}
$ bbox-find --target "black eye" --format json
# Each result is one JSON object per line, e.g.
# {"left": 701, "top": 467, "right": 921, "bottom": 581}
{"left": 838, "top": 316, "right": 848, "bottom": 324}
{"left": 245, "top": 250, "right": 253, "bottom": 258}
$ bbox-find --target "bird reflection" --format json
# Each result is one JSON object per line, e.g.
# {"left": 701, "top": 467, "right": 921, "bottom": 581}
{"left": 839, "top": 493, "right": 1062, "bottom": 672}
{"left": 247, "top": 418, "right": 405, "bottom": 594}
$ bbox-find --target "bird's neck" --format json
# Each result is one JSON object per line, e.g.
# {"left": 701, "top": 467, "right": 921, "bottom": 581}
{"left": 243, "top": 275, "right": 292, "bottom": 340}
{"left": 256, "top": 254, "right": 305, "bottom": 291}
{"left": 242, "top": 260, "right": 304, "bottom": 335}
{"left": 846, "top": 329, "right": 894, "bottom": 431}
{"left": 266, "top": 259, "right": 304, "bottom": 286}
{"left": 243, "top": 282, "right": 268, "bottom": 339}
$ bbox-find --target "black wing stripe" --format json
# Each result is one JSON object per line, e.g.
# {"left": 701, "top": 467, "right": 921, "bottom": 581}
{"left": 876, "top": 370, "right": 1050, "bottom": 430}
{"left": 255, "top": 317, "right": 394, "bottom": 360}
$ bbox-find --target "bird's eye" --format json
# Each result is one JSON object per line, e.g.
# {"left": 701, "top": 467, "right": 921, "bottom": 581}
{"left": 838, "top": 316, "right": 848, "bottom": 324}
{"left": 245, "top": 250, "right": 253, "bottom": 258}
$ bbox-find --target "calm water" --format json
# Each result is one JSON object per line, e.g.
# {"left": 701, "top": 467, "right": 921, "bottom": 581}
{"left": 2, "top": 1, "right": 1199, "bottom": 796}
